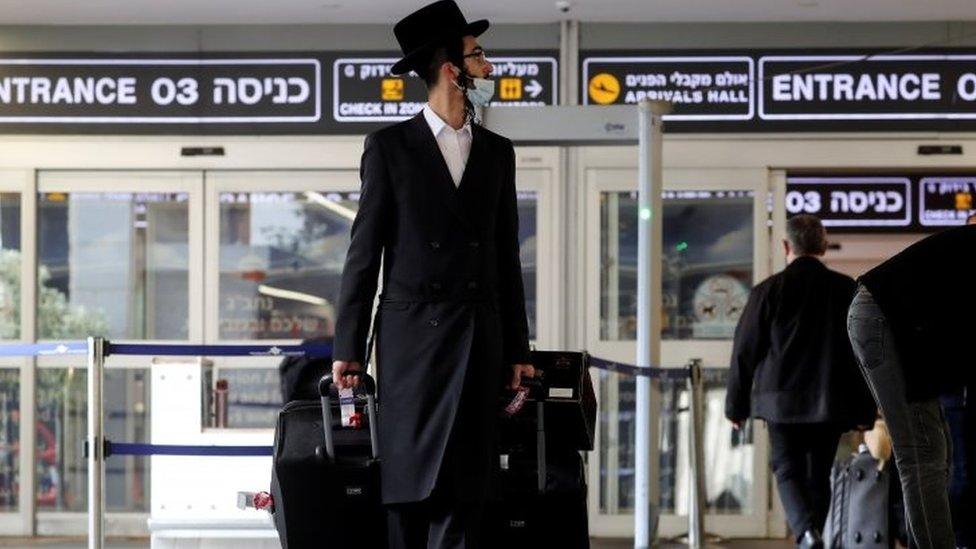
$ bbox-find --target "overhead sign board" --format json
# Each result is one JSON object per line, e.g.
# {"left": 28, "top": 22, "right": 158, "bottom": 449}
{"left": 333, "top": 55, "right": 557, "bottom": 123}
{"left": 583, "top": 50, "right": 976, "bottom": 132}
{"left": 918, "top": 176, "right": 976, "bottom": 227}
{"left": 759, "top": 54, "right": 976, "bottom": 121}
{"left": 582, "top": 56, "right": 753, "bottom": 120}
{"left": 787, "top": 174, "right": 976, "bottom": 231}
{"left": 0, "top": 57, "right": 320, "bottom": 124}
{"left": 0, "top": 51, "right": 557, "bottom": 134}
{"left": 786, "top": 177, "right": 912, "bottom": 228}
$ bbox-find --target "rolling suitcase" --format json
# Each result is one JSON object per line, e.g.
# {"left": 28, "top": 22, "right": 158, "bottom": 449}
{"left": 270, "top": 373, "right": 386, "bottom": 548}
{"left": 483, "top": 377, "right": 590, "bottom": 549}
{"left": 823, "top": 445, "right": 892, "bottom": 548}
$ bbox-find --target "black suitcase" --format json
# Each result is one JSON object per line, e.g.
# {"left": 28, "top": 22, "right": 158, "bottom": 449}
{"left": 524, "top": 350, "right": 597, "bottom": 451}
{"left": 270, "top": 373, "right": 386, "bottom": 548}
{"left": 823, "top": 446, "right": 892, "bottom": 548}
{"left": 483, "top": 379, "right": 590, "bottom": 549}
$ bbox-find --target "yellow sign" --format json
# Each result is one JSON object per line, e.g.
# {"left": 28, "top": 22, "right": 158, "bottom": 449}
{"left": 588, "top": 73, "right": 621, "bottom": 105}
{"left": 499, "top": 78, "right": 523, "bottom": 100}
{"left": 956, "top": 192, "right": 973, "bottom": 210}
{"left": 381, "top": 78, "right": 404, "bottom": 101}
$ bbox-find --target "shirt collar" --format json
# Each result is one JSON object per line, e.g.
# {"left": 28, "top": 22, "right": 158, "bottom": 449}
{"left": 422, "top": 104, "right": 470, "bottom": 137}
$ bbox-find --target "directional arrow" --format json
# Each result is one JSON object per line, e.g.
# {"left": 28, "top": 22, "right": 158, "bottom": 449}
{"left": 524, "top": 79, "right": 543, "bottom": 99}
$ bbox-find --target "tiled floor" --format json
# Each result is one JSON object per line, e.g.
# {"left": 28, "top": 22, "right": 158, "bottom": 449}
{"left": 0, "top": 537, "right": 795, "bottom": 548}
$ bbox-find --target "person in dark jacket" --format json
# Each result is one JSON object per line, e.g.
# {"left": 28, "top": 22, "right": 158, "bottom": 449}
{"left": 849, "top": 222, "right": 976, "bottom": 549}
{"left": 727, "top": 214, "right": 876, "bottom": 549}
{"left": 330, "top": 2, "right": 534, "bottom": 547}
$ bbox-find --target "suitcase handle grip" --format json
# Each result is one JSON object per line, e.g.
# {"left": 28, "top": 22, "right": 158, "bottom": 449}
{"left": 318, "top": 372, "right": 376, "bottom": 397}
{"left": 318, "top": 373, "right": 379, "bottom": 463}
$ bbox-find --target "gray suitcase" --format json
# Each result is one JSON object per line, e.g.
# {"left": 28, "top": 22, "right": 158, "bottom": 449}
{"left": 824, "top": 446, "right": 892, "bottom": 548}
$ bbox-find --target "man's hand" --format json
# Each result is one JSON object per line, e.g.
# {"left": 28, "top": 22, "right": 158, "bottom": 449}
{"left": 731, "top": 420, "right": 744, "bottom": 431}
{"left": 332, "top": 360, "right": 363, "bottom": 390}
{"left": 510, "top": 363, "right": 536, "bottom": 390}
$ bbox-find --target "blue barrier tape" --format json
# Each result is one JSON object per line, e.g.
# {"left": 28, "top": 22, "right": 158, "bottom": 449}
{"left": 589, "top": 356, "right": 728, "bottom": 382}
{"left": 106, "top": 343, "right": 332, "bottom": 358}
{"left": 108, "top": 442, "right": 272, "bottom": 457}
{"left": 589, "top": 356, "right": 690, "bottom": 379}
{"left": 0, "top": 342, "right": 88, "bottom": 357}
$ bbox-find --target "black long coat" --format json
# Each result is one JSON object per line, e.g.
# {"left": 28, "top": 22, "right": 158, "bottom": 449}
{"left": 725, "top": 257, "right": 876, "bottom": 428}
{"left": 333, "top": 113, "right": 531, "bottom": 505}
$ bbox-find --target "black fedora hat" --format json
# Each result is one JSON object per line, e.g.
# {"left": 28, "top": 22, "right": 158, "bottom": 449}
{"left": 391, "top": 0, "right": 489, "bottom": 76}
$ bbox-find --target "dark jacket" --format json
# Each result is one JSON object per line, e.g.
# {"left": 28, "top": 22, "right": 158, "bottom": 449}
{"left": 333, "top": 113, "right": 531, "bottom": 505}
{"left": 859, "top": 225, "right": 976, "bottom": 402}
{"left": 726, "top": 256, "right": 876, "bottom": 427}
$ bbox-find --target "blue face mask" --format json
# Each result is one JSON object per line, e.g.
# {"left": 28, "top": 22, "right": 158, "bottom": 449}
{"left": 465, "top": 77, "right": 495, "bottom": 107}
{"left": 453, "top": 67, "right": 495, "bottom": 107}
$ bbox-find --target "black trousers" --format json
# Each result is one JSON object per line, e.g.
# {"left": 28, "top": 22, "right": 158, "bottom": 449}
{"left": 386, "top": 490, "right": 483, "bottom": 549}
{"left": 767, "top": 422, "right": 843, "bottom": 541}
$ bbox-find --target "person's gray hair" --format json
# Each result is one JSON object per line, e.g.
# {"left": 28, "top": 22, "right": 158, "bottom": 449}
{"left": 786, "top": 214, "right": 828, "bottom": 256}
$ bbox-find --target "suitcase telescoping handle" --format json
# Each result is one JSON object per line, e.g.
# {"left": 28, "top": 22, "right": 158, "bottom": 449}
{"left": 535, "top": 398, "right": 546, "bottom": 494}
{"left": 317, "top": 372, "right": 379, "bottom": 463}
{"left": 517, "top": 376, "right": 547, "bottom": 494}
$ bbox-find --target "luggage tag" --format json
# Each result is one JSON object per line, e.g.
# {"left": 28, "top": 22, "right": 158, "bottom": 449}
{"left": 338, "top": 387, "right": 357, "bottom": 427}
{"left": 502, "top": 386, "right": 530, "bottom": 417}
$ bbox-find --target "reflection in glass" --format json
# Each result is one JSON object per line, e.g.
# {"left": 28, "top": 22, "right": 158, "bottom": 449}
{"left": 598, "top": 369, "right": 754, "bottom": 516}
{"left": 36, "top": 368, "right": 149, "bottom": 512}
{"left": 517, "top": 191, "right": 537, "bottom": 341}
{"left": 0, "top": 194, "right": 21, "bottom": 340}
{"left": 212, "top": 367, "right": 282, "bottom": 429}
{"left": 38, "top": 192, "right": 190, "bottom": 340}
{"left": 0, "top": 370, "right": 19, "bottom": 511}
{"left": 600, "top": 190, "right": 754, "bottom": 341}
{"left": 218, "top": 190, "right": 540, "bottom": 341}
{"left": 218, "top": 192, "right": 357, "bottom": 340}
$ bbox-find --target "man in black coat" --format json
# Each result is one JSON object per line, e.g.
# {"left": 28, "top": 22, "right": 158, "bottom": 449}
{"left": 726, "top": 215, "right": 875, "bottom": 549}
{"left": 330, "top": 2, "right": 534, "bottom": 547}
{"left": 848, "top": 222, "right": 976, "bottom": 549}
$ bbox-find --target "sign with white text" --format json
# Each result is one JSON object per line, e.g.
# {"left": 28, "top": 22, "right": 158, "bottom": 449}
{"left": 333, "top": 55, "right": 557, "bottom": 122}
{"left": 787, "top": 174, "right": 976, "bottom": 231}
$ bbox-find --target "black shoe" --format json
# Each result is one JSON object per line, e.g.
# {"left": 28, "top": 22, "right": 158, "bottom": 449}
{"left": 799, "top": 529, "right": 824, "bottom": 549}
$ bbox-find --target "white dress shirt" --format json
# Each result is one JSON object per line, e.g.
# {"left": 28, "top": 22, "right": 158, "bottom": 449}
{"left": 422, "top": 104, "right": 472, "bottom": 187}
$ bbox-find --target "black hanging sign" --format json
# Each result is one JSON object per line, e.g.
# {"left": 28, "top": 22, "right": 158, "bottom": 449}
{"left": 918, "top": 176, "right": 976, "bottom": 227}
{"left": 787, "top": 174, "right": 976, "bottom": 232}
{"left": 581, "top": 56, "right": 754, "bottom": 120}
{"left": 0, "top": 51, "right": 558, "bottom": 134}
{"left": 332, "top": 55, "right": 557, "bottom": 123}
{"left": 582, "top": 49, "right": 976, "bottom": 132}
{"left": 0, "top": 57, "right": 321, "bottom": 124}
{"left": 786, "top": 176, "right": 912, "bottom": 228}
{"left": 759, "top": 54, "right": 976, "bottom": 121}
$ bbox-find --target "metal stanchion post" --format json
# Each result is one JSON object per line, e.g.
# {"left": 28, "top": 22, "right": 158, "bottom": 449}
{"left": 87, "top": 337, "right": 106, "bottom": 549}
{"left": 687, "top": 359, "right": 707, "bottom": 549}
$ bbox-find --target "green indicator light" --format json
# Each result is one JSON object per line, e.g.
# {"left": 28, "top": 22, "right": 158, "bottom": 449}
{"left": 676, "top": 241, "right": 689, "bottom": 252}
{"left": 639, "top": 207, "right": 652, "bottom": 220}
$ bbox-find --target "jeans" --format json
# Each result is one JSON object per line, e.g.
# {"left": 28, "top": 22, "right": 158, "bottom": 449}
{"left": 942, "top": 387, "right": 975, "bottom": 548}
{"left": 767, "top": 422, "right": 843, "bottom": 541}
{"left": 848, "top": 285, "right": 956, "bottom": 549}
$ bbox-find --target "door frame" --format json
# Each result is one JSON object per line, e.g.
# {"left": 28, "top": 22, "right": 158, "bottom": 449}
{"left": 580, "top": 149, "right": 773, "bottom": 538}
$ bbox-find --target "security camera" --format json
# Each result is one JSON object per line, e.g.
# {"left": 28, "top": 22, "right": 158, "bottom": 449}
{"left": 555, "top": 1, "right": 571, "bottom": 13}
